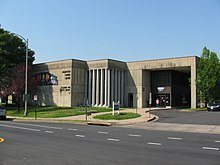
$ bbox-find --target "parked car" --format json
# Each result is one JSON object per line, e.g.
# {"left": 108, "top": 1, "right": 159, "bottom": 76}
{"left": 207, "top": 100, "right": 220, "bottom": 111}
{"left": 0, "top": 105, "right": 6, "bottom": 120}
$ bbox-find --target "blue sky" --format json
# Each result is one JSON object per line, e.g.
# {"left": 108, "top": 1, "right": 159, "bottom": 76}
{"left": 0, "top": 0, "right": 220, "bottom": 64}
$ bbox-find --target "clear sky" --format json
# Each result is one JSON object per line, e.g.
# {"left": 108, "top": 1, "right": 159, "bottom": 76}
{"left": 1, "top": 0, "right": 220, "bottom": 64}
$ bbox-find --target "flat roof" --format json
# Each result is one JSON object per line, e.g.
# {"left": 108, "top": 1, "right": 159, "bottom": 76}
{"left": 34, "top": 55, "right": 199, "bottom": 66}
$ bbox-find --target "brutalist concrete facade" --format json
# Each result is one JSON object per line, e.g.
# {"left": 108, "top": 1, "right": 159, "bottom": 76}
{"left": 33, "top": 56, "right": 199, "bottom": 109}
{"left": 33, "top": 59, "right": 87, "bottom": 107}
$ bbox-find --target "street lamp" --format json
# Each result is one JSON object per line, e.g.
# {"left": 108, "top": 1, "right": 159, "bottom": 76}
{"left": 11, "top": 33, "right": 28, "bottom": 116}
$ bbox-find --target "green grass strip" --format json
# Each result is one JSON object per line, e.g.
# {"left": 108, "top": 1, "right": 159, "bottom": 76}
{"left": 94, "top": 112, "right": 141, "bottom": 120}
{"left": 7, "top": 106, "right": 112, "bottom": 118}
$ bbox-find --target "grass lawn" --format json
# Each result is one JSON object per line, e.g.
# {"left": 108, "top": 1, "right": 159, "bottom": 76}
{"left": 191, "top": 108, "right": 207, "bottom": 111}
{"left": 7, "top": 106, "right": 111, "bottom": 118}
{"left": 94, "top": 112, "right": 141, "bottom": 120}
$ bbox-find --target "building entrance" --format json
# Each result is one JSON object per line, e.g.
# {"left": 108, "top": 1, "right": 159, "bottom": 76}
{"left": 150, "top": 70, "right": 190, "bottom": 108}
{"left": 157, "top": 93, "right": 170, "bottom": 107}
{"left": 128, "top": 93, "right": 133, "bottom": 107}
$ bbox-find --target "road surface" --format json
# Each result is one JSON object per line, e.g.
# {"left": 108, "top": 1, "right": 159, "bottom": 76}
{"left": 0, "top": 121, "right": 220, "bottom": 165}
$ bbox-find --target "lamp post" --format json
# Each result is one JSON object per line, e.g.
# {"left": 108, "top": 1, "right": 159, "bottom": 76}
{"left": 12, "top": 33, "right": 28, "bottom": 116}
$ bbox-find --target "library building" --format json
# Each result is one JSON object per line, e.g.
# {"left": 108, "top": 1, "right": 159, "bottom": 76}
{"left": 33, "top": 56, "right": 199, "bottom": 109}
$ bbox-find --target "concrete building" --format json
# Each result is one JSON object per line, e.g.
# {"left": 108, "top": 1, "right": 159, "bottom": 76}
{"left": 33, "top": 56, "right": 199, "bottom": 109}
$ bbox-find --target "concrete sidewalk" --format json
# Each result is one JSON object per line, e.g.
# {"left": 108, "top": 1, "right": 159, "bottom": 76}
{"left": 7, "top": 108, "right": 220, "bottom": 134}
{"left": 124, "top": 122, "right": 220, "bottom": 134}
{"left": 8, "top": 108, "right": 156, "bottom": 126}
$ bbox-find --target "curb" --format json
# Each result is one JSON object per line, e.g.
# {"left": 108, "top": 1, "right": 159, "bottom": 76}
{"left": 114, "top": 115, "right": 157, "bottom": 126}
{"left": 7, "top": 113, "right": 157, "bottom": 127}
{"left": 147, "top": 116, "right": 156, "bottom": 122}
{"left": 87, "top": 122, "right": 112, "bottom": 126}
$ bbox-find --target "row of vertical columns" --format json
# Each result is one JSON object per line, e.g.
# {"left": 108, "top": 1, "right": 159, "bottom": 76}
{"left": 109, "top": 69, "right": 124, "bottom": 107}
{"left": 87, "top": 68, "right": 124, "bottom": 107}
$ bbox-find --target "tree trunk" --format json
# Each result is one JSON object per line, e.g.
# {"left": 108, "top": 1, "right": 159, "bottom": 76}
{"left": 16, "top": 98, "right": 21, "bottom": 112}
{"left": 5, "top": 95, "right": 8, "bottom": 105}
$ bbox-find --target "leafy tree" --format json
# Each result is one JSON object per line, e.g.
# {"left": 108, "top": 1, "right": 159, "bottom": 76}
{"left": 0, "top": 28, "right": 35, "bottom": 84}
{"left": 8, "top": 64, "right": 37, "bottom": 110}
{"left": 196, "top": 47, "right": 220, "bottom": 106}
{"left": 0, "top": 27, "right": 35, "bottom": 109}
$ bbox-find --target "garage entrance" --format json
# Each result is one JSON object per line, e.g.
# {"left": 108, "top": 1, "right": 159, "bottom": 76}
{"left": 150, "top": 70, "right": 190, "bottom": 108}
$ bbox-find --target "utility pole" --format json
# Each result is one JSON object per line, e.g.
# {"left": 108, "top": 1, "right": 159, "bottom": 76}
{"left": 11, "top": 33, "right": 29, "bottom": 116}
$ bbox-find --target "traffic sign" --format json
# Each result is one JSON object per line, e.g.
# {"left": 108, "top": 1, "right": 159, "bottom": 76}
{"left": 34, "top": 95, "right": 38, "bottom": 101}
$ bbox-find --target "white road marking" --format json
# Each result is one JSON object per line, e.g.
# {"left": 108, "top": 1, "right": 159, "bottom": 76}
{"left": 168, "top": 137, "right": 183, "bottom": 140}
{"left": 0, "top": 124, "right": 41, "bottom": 132}
{"left": 2, "top": 122, "right": 62, "bottom": 130}
{"left": 45, "top": 131, "right": 53, "bottom": 134}
{"left": 214, "top": 141, "right": 220, "bottom": 143}
{"left": 128, "top": 134, "right": 141, "bottom": 137}
{"left": 107, "top": 138, "right": 120, "bottom": 142}
{"left": 19, "top": 123, "right": 62, "bottom": 130}
{"left": 68, "top": 128, "right": 78, "bottom": 131}
{"left": 147, "top": 142, "right": 162, "bottom": 146}
{"left": 75, "top": 135, "right": 85, "bottom": 138}
{"left": 202, "top": 147, "right": 219, "bottom": 151}
{"left": 98, "top": 131, "right": 109, "bottom": 134}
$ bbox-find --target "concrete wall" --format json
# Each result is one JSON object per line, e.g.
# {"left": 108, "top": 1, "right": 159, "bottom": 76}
{"left": 190, "top": 57, "right": 199, "bottom": 109}
{"left": 126, "top": 56, "right": 199, "bottom": 108}
{"left": 71, "top": 60, "right": 87, "bottom": 107}
{"left": 124, "top": 69, "right": 138, "bottom": 107}
{"left": 142, "top": 70, "right": 151, "bottom": 107}
{"left": 33, "top": 56, "right": 199, "bottom": 109}
{"left": 33, "top": 59, "right": 87, "bottom": 107}
{"left": 123, "top": 69, "right": 150, "bottom": 108}
{"left": 87, "top": 59, "right": 127, "bottom": 70}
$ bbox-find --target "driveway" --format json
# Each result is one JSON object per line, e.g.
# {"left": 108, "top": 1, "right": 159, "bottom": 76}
{"left": 124, "top": 109, "right": 220, "bottom": 134}
{"left": 151, "top": 109, "right": 220, "bottom": 125}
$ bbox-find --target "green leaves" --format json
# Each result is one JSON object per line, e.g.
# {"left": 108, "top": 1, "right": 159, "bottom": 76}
{"left": 196, "top": 47, "right": 220, "bottom": 104}
{"left": 0, "top": 28, "right": 35, "bottom": 76}
{"left": 0, "top": 27, "right": 35, "bottom": 106}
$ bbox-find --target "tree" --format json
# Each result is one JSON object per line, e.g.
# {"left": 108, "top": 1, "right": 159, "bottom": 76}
{"left": 0, "top": 27, "right": 35, "bottom": 108}
{"left": 7, "top": 64, "right": 37, "bottom": 110}
{"left": 0, "top": 28, "right": 35, "bottom": 84}
{"left": 196, "top": 47, "right": 220, "bottom": 106}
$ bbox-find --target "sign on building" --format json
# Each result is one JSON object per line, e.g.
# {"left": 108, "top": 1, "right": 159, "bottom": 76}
{"left": 34, "top": 72, "right": 58, "bottom": 86}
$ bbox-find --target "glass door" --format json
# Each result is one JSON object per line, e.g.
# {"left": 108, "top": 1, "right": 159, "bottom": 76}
{"left": 158, "top": 93, "right": 171, "bottom": 107}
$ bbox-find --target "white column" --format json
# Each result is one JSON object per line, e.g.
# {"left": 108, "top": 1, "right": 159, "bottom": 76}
{"left": 100, "top": 69, "right": 104, "bottom": 106}
{"left": 107, "top": 69, "right": 111, "bottom": 107}
{"left": 92, "top": 69, "right": 95, "bottom": 106}
{"left": 111, "top": 69, "right": 114, "bottom": 106}
{"left": 88, "top": 70, "right": 91, "bottom": 105}
{"left": 104, "top": 68, "right": 108, "bottom": 106}
{"left": 84, "top": 70, "right": 88, "bottom": 104}
{"left": 96, "top": 69, "right": 100, "bottom": 106}
{"left": 115, "top": 70, "right": 118, "bottom": 101}
{"left": 118, "top": 70, "right": 121, "bottom": 103}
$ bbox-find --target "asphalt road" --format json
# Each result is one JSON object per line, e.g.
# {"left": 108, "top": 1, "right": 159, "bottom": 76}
{"left": 1, "top": 121, "right": 220, "bottom": 165}
{"left": 151, "top": 109, "right": 220, "bottom": 125}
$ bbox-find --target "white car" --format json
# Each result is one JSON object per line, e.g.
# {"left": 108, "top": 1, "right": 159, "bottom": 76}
{"left": 0, "top": 105, "right": 6, "bottom": 120}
